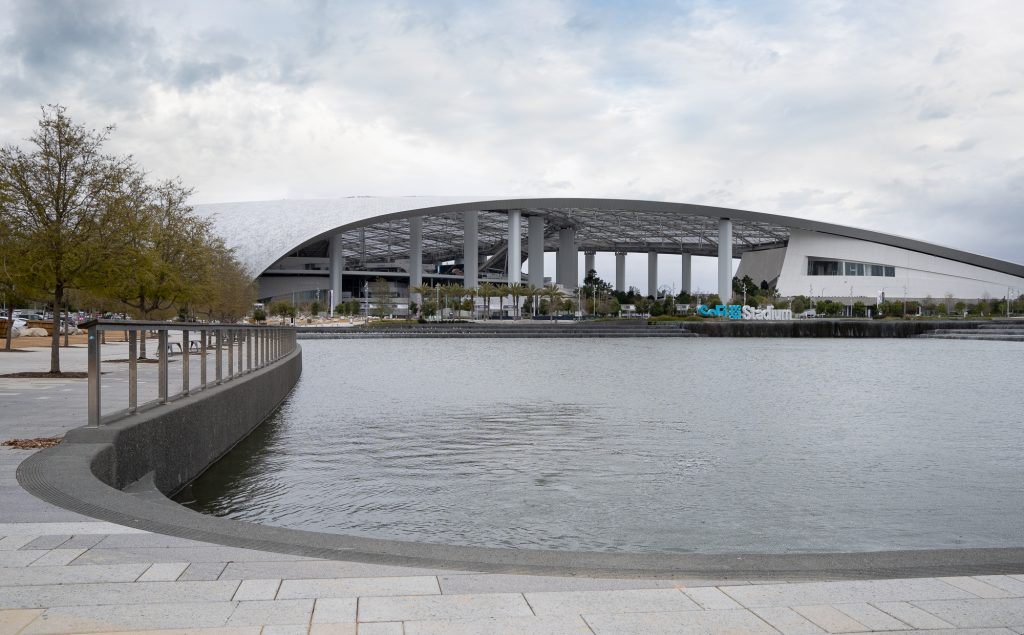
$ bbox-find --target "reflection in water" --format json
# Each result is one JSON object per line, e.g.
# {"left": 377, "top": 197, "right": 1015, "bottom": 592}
{"left": 184, "top": 338, "right": 1024, "bottom": 554}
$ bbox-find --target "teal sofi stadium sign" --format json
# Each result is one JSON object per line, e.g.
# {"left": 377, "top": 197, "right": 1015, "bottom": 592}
{"left": 697, "top": 305, "right": 793, "bottom": 320}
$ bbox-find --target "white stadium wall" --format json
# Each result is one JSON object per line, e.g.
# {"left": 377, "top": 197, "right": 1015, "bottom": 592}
{"left": 777, "top": 229, "right": 1023, "bottom": 301}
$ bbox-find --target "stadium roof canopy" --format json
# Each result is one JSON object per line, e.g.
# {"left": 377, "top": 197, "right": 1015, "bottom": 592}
{"left": 195, "top": 197, "right": 1024, "bottom": 280}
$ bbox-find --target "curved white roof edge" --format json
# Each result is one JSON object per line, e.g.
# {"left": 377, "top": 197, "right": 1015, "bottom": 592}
{"left": 193, "top": 196, "right": 1024, "bottom": 280}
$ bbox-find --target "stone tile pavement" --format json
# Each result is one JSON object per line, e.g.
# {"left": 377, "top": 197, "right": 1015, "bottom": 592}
{"left": 2, "top": 345, "right": 1023, "bottom": 633}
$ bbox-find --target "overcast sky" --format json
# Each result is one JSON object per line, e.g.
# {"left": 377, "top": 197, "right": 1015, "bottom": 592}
{"left": 1, "top": 0, "right": 1022, "bottom": 290}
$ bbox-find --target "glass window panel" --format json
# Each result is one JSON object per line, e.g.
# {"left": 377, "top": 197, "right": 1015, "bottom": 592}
{"left": 808, "top": 259, "right": 840, "bottom": 275}
{"left": 856, "top": 263, "right": 865, "bottom": 276}
{"left": 884, "top": 266, "right": 896, "bottom": 277}
{"left": 871, "top": 265, "right": 884, "bottom": 276}
{"left": 845, "top": 262, "right": 857, "bottom": 276}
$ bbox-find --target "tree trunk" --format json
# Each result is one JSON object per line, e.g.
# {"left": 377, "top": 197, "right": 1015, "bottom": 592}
{"left": 50, "top": 288, "right": 62, "bottom": 373}
{"left": 4, "top": 316, "right": 12, "bottom": 351}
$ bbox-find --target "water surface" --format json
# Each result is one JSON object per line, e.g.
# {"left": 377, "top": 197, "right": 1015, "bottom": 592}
{"left": 184, "top": 338, "right": 1024, "bottom": 554}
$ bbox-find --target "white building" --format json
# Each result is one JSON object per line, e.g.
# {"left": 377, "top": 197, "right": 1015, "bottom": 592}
{"left": 194, "top": 197, "right": 1024, "bottom": 307}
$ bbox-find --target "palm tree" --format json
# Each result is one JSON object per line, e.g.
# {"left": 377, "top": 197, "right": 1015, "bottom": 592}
{"left": 505, "top": 283, "right": 525, "bottom": 319}
{"left": 478, "top": 282, "right": 498, "bottom": 319}
{"left": 447, "top": 284, "right": 466, "bottom": 319}
{"left": 542, "top": 284, "right": 563, "bottom": 319}
{"left": 524, "top": 285, "right": 543, "bottom": 318}
{"left": 463, "top": 286, "right": 478, "bottom": 319}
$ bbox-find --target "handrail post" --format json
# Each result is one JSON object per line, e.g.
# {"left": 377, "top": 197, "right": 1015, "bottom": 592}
{"left": 246, "top": 330, "right": 252, "bottom": 372}
{"left": 87, "top": 324, "right": 101, "bottom": 427}
{"left": 128, "top": 330, "right": 138, "bottom": 413}
{"left": 227, "top": 329, "right": 234, "bottom": 379}
{"left": 181, "top": 328, "right": 190, "bottom": 396}
{"left": 215, "top": 330, "right": 223, "bottom": 384}
{"left": 200, "top": 329, "right": 207, "bottom": 389}
{"left": 237, "top": 330, "right": 244, "bottom": 374}
{"left": 158, "top": 329, "right": 168, "bottom": 403}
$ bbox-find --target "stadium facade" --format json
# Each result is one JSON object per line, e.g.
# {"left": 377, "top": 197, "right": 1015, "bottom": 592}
{"left": 195, "top": 197, "right": 1024, "bottom": 311}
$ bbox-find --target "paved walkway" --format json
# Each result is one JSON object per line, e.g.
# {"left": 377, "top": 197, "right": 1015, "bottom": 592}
{"left": 1, "top": 344, "right": 1022, "bottom": 634}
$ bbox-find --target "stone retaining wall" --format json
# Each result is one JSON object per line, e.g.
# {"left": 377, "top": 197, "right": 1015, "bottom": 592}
{"left": 63, "top": 347, "right": 302, "bottom": 494}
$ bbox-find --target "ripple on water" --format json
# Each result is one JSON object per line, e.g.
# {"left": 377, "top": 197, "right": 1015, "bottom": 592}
{"left": 183, "top": 338, "right": 1024, "bottom": 554}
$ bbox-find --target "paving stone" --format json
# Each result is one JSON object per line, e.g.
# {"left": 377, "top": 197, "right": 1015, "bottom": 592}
{"left": 0, "top": 608, "right": 44, "bottom": 634}
{"left": 94, "top": 533, "right": 223, "bottom": 549}
{"left": 792, "top": 605, "right": 867, "bottom": 633}
{"left": 0, "top": 550, "right": 47, "bottom": 567}
{"left": 309, "top": 625, "right": 356, "bottom": 635}
{"left": 225, "top": 599, "right": 314, "bottom": 627}
{"left": 524, "top": 588, "right": 699, "bottom": 616}
{"left": 73, "top": 546, "right": 303, "bottom": 565}
{"left": 749, "top": 606, "right": 827, "bottom": 634}
{"left": 277, "top": 576, "right": 439, "bottom": 599}
{"left": 232, "top": 578, "right": 281, "bottom": 601}
{"left": 833, "top": 602, "right": 910, "bottom": 630}
{"left": 138, "top": 562, "right": 190, "bottom": 582}
{"left": 721, "top": 578, "right": 975, "bottom": 608}
{"left": 940, "top": 576, "right": 1017, "bottom": 598}
{"left": 28, "top": 548, "right": 85, "bottom": 567}
{"left": 0, "top": 563, "right": 149, "bottom": 586}
{"left": 582, "top": 608, "right": 778, "bottom": 634}
{"left": 59, "top": 534, "right": 106, "bottom": 549}
{"left": 0, "top": 523, "right": 144, "bottom": 536}
{"left": 179, "top": 562, "right": 228, "bottom": 581}
{"left": 19, "top": 535, "right": 71, "bottom": 550}
{"left": 358, "top": 593, "right": 533, "bottom": 622}
{"left": 355, "top": 623, "right": 403, "bottom": 635}
{"left": 854, "top": 630, "right": 1017, "bottom": 635}
{"left": 19, "top": 601, "right": 237, "bottom": 634}
{"left": 912, "top": 598, "right": 1024, "bottom": 627}
{"left": 870, "top": 601, "right": 954, "bottom": 628}
{"left": 220, "top": 560, "right": 451, "bottom": 581}
{"left": 259, "top": 625, "right": 309, "bottom": 635}
{"left": 60, "top": 626, "right": 260, "bottom": 630}
{"left": 438, "top": 573, "right": 697, "bottom": 595}
{"left": 0, "top": 535, "right": 38, "bottom": 551}
{"left": 973, "top": 575, "right": 1024, "bottom": 596}
{"left": 405, "top": 615, "right": 592, "bottom": 635}
{"left": 0, "top": 580, "right": 240, "bottom": 609}
{"left": 683, "top": 586, "right": 743, "bottom": 610}
{"left": 311, "top": 597, "right": 357, "bottom": 624}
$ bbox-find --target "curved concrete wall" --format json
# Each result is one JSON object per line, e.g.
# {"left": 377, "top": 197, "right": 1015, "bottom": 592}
{"left": 64, "top": 348, "right": 302, "bottom": 494}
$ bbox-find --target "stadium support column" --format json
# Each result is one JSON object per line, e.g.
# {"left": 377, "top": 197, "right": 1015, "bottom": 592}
{"left": 615, "top": 252, "right": 626, "bottom": 292}
{"left": 584, "top": 251, "right": 596, "bottom": 279}
{"left": 527, "top": 215, "right": 544, "bottom": 287}
{"left": 557, "top": 228, "right": 576, "bottom": 287}
{"left": 718, "top": 218, "right": 733, "bottom": 302}
{"left": 330, "top": 233, "right": 344, "bottom": 315}
{"left": 408, "top": 216, "right": 423, "bottom": 297}
{"left": 507, "top": 209, "right": 521, "bottom": 285}
{"left": 648, "top": 251, "right": 658, "bottom": 298}
{"left": 464, "top": 211, "right": 478, "bottom": 289}
{"left": 680, "top": 253, "right": 692, "bottom": 294}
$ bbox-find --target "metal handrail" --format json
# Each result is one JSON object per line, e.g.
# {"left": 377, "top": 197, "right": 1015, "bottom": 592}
{"left": 83, "top": 320, "right": 297, "bottom": 427}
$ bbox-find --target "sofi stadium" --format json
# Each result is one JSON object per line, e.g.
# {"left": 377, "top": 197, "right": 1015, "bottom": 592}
{"left": 195, "top": 197, "right": 1024, "bottom": 312}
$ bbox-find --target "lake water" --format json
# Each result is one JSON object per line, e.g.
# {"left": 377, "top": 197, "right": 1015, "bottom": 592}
{"left": 182, "top": 337, "right": 1024, "bottom": 554}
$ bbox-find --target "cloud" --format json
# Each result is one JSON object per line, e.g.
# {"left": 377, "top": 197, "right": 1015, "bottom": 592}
{"left": 1, "top": 0, "right": 1023, "bottom": 291}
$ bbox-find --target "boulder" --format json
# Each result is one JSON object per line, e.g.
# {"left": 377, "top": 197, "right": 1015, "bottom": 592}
{"left": 23, "top": 327, "right": 48, "bottom": 337}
